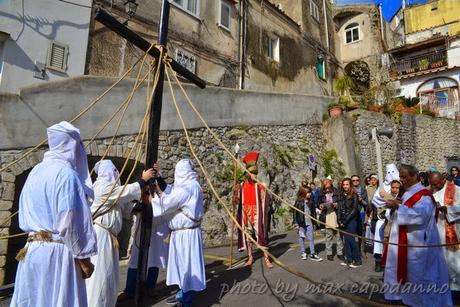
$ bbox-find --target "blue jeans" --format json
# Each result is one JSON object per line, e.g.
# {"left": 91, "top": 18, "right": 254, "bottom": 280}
{"left": 176, "top": 289, "right": 195, "bottom": 307}
{"left": 124, "top": 267, "right": 159, "bottom": 297}
{"left": 343, "top": 220, "right": 361, "bottom": 263}
{"left": 298, "top": 224, "right": 315, "bottom": 255}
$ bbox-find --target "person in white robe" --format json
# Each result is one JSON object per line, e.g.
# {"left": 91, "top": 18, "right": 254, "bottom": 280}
{"left": 372, "top": 164, "right": 399, "bottom": 272}
{"left": 430, "top": 171, "right": 460, "bottom": 291}
{"left": 11, "top": 121, "right": 97, "bottom": 307}
{"left": 121, "top": 180, "right": 171, "bottom": 299}
{"left": 148, "top": 159, "right": 206, "bottom": 307}
{"left": 86, "top": 160, "right": 155, "bottom": 307}
{"left": 381, "top": 164, "right": 452, "bottom": 307}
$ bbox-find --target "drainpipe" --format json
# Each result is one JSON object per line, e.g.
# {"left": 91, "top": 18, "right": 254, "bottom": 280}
{"left": 238, "top": 0, "right": 246, "bottom": 90}
{"left": 378, "top": 3, "right": 385, "bottom": 48}
{"left": 323, "top": 0, "right": 329, "bottom": 50}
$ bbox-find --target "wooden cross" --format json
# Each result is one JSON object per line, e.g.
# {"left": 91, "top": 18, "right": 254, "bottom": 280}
{"left": 94, "top": 2, "right": 206, "bottom": 305}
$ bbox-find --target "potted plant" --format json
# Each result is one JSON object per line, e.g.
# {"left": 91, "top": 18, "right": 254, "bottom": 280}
{"left": 328, "top": 102, "right": 344, "bottom": 118}
{"left": 390, "top": 69, "right": 399, "bottom": 78}
{"left": 418, "top": 58, "right": 430, "bottom": 71}
{"left": 401, "top": 96, "right": 420, "bottom": 113}
{"left": 367, "top": 103, "right": 383, "bottom": 112}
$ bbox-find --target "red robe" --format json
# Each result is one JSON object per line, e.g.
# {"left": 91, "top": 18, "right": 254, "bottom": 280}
{"left": 234, "top": 181, "right": 270, "bottom": 250}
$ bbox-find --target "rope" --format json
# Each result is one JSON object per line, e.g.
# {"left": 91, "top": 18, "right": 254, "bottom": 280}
{"left": 165, "top": 67, "right": 389, "bottom": 307}
{"left": 92, "top": 48, "right": 165, "bottom": 220}
{"left": 165, "top": 61, "right": 458, "bottom": 249}
{"left": 0, "top": 211, "right": 18, "bottom": 228}
{"left": 0, "top": 42, "right": 158, "bottom": 174}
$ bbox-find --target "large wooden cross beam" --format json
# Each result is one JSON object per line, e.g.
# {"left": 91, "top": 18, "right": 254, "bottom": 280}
{"left": 94, "top": 2, "right": 206, "bottom": 306}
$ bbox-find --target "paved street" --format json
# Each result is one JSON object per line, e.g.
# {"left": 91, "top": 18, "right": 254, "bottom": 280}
{"left": 116, "top": 231, "right": 389, "bottom": 307}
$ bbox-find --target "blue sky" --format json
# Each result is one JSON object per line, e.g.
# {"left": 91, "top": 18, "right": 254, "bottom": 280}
{"left": 336, "top": 0, "right": 428, "bottom": 20}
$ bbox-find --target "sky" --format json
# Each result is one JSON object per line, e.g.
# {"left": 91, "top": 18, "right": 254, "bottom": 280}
{"left": 335, "top": 0, "right": 428, "bottom": 20}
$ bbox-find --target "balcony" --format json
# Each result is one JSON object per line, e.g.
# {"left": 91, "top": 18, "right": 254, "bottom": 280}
{"left": 390, "top": 50, "right": 447, "bottom": 78}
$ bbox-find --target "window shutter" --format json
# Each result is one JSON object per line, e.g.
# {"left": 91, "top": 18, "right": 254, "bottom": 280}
{"left": 47, "top": 41, "right": 68, "bottom": 72}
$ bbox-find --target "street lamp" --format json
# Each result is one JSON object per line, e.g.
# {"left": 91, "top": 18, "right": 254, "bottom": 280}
{"left": 123, "top": 0, "right": 138, "bottom": 24}
{"left": 369, "top": 127, "right": 394, "bottom": 184}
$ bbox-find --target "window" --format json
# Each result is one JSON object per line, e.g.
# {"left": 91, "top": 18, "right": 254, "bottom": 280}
{"left": 46, "top": 41, "right": 68, "bottom": 72}
{"left": 345, "top": 23, "right": 360, "bottom": 44}
{"left": 267, "top": 35, "right": 280, "bottom": 62}
{"left": 175, "top": 49, "right": 196, "bottom": 73}
{"left": 417, "top": 77, "right": 459, "bottom": 107}
{"left": 310, "top": 0, "right": 320, "bottom": 22}
{"left": 219, "top": 0, "right": 231, "bottom": 30}
{"left": 172, "top": 0, "right": 199, "bottom": 16}
{"left": 316, "top": 55, "right": 326, "bottom": 80}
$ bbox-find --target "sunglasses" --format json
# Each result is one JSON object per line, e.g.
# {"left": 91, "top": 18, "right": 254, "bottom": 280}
{"left": 352, "top": 179, "right": 360, "bottom": 182}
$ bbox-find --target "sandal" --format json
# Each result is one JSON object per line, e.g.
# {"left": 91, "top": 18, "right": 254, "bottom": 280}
{"left": 264, "top": 257, "right": 273, "bottom": 269}
{"left": 245, "top": 256, "right": 254, "bottom": 266}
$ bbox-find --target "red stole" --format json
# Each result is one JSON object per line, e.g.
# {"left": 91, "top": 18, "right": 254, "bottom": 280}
{"left": 397, "top": 189, "right": 436, "bottom": 284}
{"left": 444, "top": 182, "right": 460, "bottom": 250}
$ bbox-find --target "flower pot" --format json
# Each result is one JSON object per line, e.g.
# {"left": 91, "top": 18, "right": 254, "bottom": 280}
{"left": 328, "top": 106, "right": 343, "bottom": 118}
{"left": 367, "top": 105, "right": 383, "bottom": 112}
{"left": 401, "top": 107, "right": 417, "bottom": 114}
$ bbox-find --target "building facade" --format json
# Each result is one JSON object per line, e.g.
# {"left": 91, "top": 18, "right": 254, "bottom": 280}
{"left": 0, "top": 0, "right": 93, "bottom": 94}
{"left": 333, "top": 3, "right": 387, "bottom": 93}
{"left": 388, "top": 0, "right": 460, "bottom": 119}
{"left": 87, "top": 0, "right": 339, "bottom": 95}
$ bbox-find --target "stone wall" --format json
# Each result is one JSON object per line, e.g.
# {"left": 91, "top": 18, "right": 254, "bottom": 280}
{"left": 351, "top": 109, "right": 460, "bottom": 176}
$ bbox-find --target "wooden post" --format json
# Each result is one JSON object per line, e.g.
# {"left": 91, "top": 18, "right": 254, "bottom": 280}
{"left": 229, "top": 144, "right": 239, "bottom": 268}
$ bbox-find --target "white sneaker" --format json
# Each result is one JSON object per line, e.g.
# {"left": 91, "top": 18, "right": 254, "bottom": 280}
{"left": 310, "top": 254, "right": 323, "bottom": 262}
{"left": 301, "top": 253, "right": 307, "bottom": 260}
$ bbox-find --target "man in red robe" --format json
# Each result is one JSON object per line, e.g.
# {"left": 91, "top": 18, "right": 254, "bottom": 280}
{"left": 234, "top": 151, "right": 273, "bottom": 268}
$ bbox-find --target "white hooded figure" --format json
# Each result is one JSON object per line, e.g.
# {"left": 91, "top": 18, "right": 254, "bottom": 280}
{"left": 11, "top": 121, "right": 97, "bottom": 307}
{"left": 372, "top": 163, "right": 399, "bottom": 255}
{"left": 86, "top": 160, "right": 146, "bottom": 307}
{"left": 151, "top": 159, "right": 206, "bottom": 306}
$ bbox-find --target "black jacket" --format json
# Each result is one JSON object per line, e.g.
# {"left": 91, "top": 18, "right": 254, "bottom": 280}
{"left": 292, "top": 199, "right": 316, "bottom": 227}
{"left": 316, "top": 187, "right": 340, "bottom": 214}
{"left": 337, "top": 193, "right": 360, "bottom": 227}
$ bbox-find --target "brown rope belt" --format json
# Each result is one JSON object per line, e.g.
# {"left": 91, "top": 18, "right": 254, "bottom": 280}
{"left": 94, "top": 222, "right": 120, "bottom": 249}
{"left": 15, "top": 231, "right": 63, "bottom": 261}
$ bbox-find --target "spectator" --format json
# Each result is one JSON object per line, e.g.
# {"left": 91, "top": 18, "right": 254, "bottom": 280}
{"left": 293, "top": 185, "right": 322, "bottom": 261}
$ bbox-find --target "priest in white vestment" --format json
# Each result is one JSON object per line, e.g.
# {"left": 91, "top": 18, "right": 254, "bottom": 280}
{"left": 430, "top": 171, "right": 460, "bottom": 291}
{"left": 381, "top": 164, "right": 452, "bottom": 307}
{"left": 149, "top": 159, "right": 206, "bottom": 307}
{"left": 86, "top": 160, "right": 155, "bottom": 307}
{"left": 11, "top": 121, "right": 97, "bottom": 307}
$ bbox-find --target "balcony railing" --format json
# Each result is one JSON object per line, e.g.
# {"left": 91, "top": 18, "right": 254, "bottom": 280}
{"left": 390, "top": 50, "right": 447, "bottom": 77}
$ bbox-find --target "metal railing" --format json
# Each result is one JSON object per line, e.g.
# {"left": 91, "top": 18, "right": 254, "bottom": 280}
{"left": 390, "top": 50, "right": 447, "bottom": 77}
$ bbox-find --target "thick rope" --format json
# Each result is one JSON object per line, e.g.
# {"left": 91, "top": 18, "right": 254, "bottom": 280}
{"left": 92, "top": 51, "right": 164, "bottom": 220}
{"left": 166, "top": 62, "right": 458, "bottom": 249}
{"left": 165, "top": 67, "right": 389, "bottom": 307}
{"left": 0, "top": 42, "right": 156, "bottom": 174}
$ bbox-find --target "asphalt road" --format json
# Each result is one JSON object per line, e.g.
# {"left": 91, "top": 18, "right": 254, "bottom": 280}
{"left": 2, "top": 231, "right": 458, "bottom": 307}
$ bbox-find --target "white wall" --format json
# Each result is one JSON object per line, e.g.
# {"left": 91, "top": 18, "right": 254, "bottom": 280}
{"left": 448, "top": 37, "right": 460, "bottom": 68}
{"left": 399, "top": 68, "right": 460, "bottom": 98}
{"left": 0, "top": 0, "right": 92, "bottom": 93}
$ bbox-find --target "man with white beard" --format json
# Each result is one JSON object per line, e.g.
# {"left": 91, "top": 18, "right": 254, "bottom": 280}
{"left": 11, "top": 121, "right": 97, "bottom": 307}
{"left": 372, "top": 164, "right": 399, "bottom": 272}
{"left": 430, "top": 171, "right": 460, "bottom": 291}
{"left": 382, "top": 164, "right": 452, "bottom": 306}
{"left": 145, "top": 159, "right": 206, "bottom": 307}
{"left": 86, "top": 160, "right": 155, "bottom": 307}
